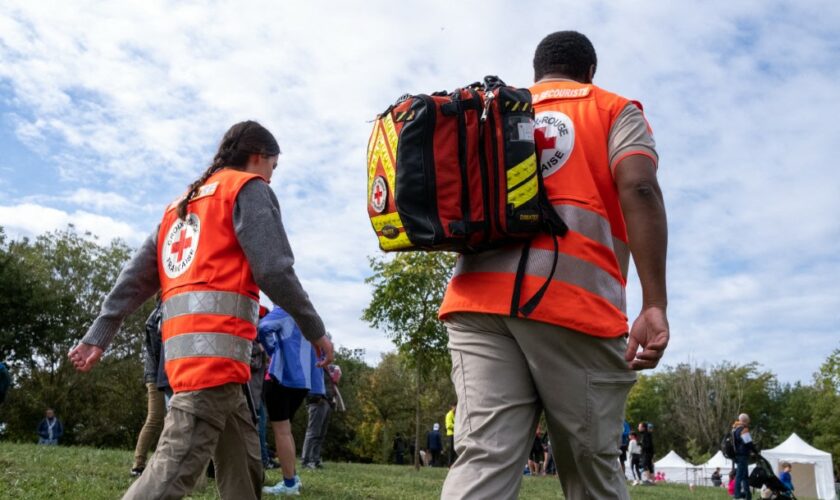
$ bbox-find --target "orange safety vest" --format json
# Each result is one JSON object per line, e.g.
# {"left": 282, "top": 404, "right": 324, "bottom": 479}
{"left": 440, "top": 80, "right": 652, "bottom": 338}
{"left": 157, "top": 168, "right": 263, "bottom": 393}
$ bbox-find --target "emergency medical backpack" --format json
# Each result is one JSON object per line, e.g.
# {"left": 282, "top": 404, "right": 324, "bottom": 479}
{"left": 366, "top": 76, "right": 566, "bottom": 253}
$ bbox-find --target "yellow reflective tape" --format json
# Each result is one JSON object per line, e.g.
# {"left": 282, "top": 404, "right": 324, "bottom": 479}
{"left": 506, "top": 154, "right": 537, "bottom": 188}
{"left": 371, "top": 212, "right": 413, "bottom": 250}
{"left": 379, "top": 232, "right": 412, "bottom": 250}
{"left": 382, "top": 113, "right": 399, "bottom": 167}
{"left": 508, "top": 174, "right": 538, "bottom": 208}
{"left": 371, "top": 212, "right": 403, "bottom": 231}
{"left": 367, "top": 121, "right": 397, "bottom": 200}
{"left": 512, "top": 101, "right": 521, "bottom": 111}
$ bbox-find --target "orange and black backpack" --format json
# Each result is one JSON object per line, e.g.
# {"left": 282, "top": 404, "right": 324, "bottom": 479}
{"left": 366, "top": 76, "right": 566, "bottom": 253}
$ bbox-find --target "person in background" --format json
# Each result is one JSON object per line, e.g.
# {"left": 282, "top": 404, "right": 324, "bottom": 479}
{"left": 68, "top": 121, "right": 333, "bottom": 500}
{"left": 301, "top": 345, "right": 338, "bottom": 470}
{"left": 728, "top": 469, "right": 737, "bottom": 497}
{"left": 445, "top": 404, "right": 456, "bottom": 467}
{"left": 732, "top": 413, "right": 755, "bottom": 500}
{"left": 544, "top": 437, "right": 556, "bottom": 476}
{"left": 130, "top": 301, "right": 166, "bottom": 476}
{"left": 251, "top": 304, "right": 277, "bottom": 470}
{"left": 528, "top": 426, "right": 545, "bottom": 476}
{"left": 711, "top": 467, "right": 722, "bottom": 487}
{"left": 427, "top": 423, "right": 443, "bottom": 467}
{"left": 628, "top": 432, "right": 643, "bottom": 485}
{"left": 393, "top": 432, "right": 406, "bottom": 465}
{"left": 778, "top": 462, "right": 794, "bottom": 493}
{"left": 619, "top": 420, "right": 631, "bottom": 476}
{"left": 0, "top": 361, "right": 11, "bottom": 405}
{"left": 260, "top": 305, "right": 326, "bottom": 495}
{"left": 639, "top": 422, "right": 655, "bottom": 483}
{"left": 36, "top": 408, "right": 63, "bottom": 445}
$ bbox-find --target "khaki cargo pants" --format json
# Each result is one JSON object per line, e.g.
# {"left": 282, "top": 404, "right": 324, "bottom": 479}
{"left": 441, "top": 313, "right": 636, "bottom": 500}
{"left": 124, "top": 383, "right": 263, "bottom": 500}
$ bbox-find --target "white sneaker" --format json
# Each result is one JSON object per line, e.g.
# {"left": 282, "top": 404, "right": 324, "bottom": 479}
{"left": 263, "top": 475, "right": 302, "bottom": 496}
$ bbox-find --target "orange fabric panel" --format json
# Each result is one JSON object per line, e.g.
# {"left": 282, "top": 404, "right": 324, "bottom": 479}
{"left": 162, "top": 315, "right": 256, "bottom": 342}
{"left": 165, "top": 357, "right": 250, "bottom": 393}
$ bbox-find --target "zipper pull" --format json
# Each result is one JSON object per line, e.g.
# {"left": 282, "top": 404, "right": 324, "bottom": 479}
{"left": 480, "top": 90, "right": 495, "bottom": 122}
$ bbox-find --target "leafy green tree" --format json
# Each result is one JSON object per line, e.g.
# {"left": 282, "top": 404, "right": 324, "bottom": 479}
{"left": 810, "top": 347, "right": 840, "bottom": 473}
{"left": 0, "top": 226, "right": 153, "bottom": 447}
{"left": 362, "top": 252, "right": 457, "bottom": 469}
{"left": 352, "top": 353, "right": 414, "bottom": 462}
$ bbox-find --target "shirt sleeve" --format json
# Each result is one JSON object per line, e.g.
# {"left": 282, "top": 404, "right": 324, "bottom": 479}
{"left": 233, "top": 179, "right": 327, "bottom": 342}
{"left": 608, "top": 102, "right": 658, "bottom": 177}
{"left": 81, "top": 230, "right": 162, "bottom": 349}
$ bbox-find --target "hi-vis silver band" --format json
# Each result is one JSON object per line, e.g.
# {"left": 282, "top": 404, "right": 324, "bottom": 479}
{"left": 552, "top": 203, "right": 629, "bottom": 279}
{"left": 164, "top": 332, "right": 252, "bottom": 364}
{"left": 162, "top": 291, "right": 259, "bottom": 325}
{"left": 455, "top": 246, "right": 626, "bottom": 312}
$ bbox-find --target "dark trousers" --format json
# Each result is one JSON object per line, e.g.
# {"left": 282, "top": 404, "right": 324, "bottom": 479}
{"left": 258, "top": 403, "right": 270, "bottom": 464}
{"left": 447, "top": 435, "right": 457, "bottom": 466}
{"left": 631, "top": 455, "right": 642, "bottom": 481}
{"left": 735, "top": 455, "right": 751, "bottom": 499}
{"left": 301, "top": 398, "right": 331, "bottom": 466}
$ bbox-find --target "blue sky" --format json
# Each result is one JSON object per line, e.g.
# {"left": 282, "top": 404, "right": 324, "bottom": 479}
{"left": 1, "top": 1, "right": 838, "bottom": 382}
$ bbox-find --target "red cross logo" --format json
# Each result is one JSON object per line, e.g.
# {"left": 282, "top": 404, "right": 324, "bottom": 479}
{"left": 373, "top": 184, "right": 384, "bottom": 205}
{"left": 535, "top": 126, "right": 557, "bottom": 150}
{"left": 170, "top": 229, "right": 192, "bottom": 263}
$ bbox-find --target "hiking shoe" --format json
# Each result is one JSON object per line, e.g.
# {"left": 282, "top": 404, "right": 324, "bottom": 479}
{"left": 130, "top": 467, "right": 144, "bottom": 477}
{"left": 301, "top": 462, "right": 317, "bottom": 470}
{"left": 263, "top": 475, "right": 302, "bottom": 496}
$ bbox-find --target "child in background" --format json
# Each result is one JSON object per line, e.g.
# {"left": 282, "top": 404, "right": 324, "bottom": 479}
{"left": 728, "top": 470, "right": 736, "bottom": 497}
{"left": 779, "top": 462, "right": 794, "bottom": 492}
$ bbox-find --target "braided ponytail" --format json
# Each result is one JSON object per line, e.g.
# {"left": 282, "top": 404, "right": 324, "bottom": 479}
{"left": 176, "top": 121, "right": 280, "bottom": 220}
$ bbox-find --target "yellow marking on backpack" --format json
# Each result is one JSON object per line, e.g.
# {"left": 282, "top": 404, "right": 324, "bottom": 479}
{"left": 506, "top": 154, "right": 539, "bottom": 209}
{"left": 371, "top": 212, "right": 413, "bottom": 250}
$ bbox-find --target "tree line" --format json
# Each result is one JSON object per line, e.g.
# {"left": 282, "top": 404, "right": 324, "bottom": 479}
{"left": 0, "top": 227, "right": 837, "bottom": 477}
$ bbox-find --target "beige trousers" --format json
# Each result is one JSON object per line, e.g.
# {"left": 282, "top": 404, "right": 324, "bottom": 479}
{"left": 123, "top": 383, "right": 263, "bottom": 500}
{"left": 441, "top": 313, "right": 636, "bottom": 500}
{"left": 133, "top": 383, "right": 166, "bottom": 469}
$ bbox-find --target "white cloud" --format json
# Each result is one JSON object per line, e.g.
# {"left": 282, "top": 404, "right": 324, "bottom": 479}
{"left": 0, "top": 203, "right": 141, "bottom": 244}
{"left": 1, "top": 1, "right": 839, "bottom": 380}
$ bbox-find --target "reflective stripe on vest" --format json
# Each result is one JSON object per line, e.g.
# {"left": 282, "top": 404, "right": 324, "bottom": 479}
{"left": 161, "top": 291, "right": 259, "bottom": 325}
{"left": 454, "top": 246, "right": 626, "bottom": 313}
{"left": 553, "top": 204, "right": 630, "bottom": 280}
{"left": 164, "top": 332, "right": 253, "bottom": 364}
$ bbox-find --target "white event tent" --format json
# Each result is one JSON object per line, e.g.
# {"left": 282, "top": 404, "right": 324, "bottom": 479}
{"left": 762, "top": 433, "right": 836, "bottom": 500}
{"left": 653, "top": 450, "right": 703, "bottom": 484}
{"left": 700, "top": 450, "right": 733, "bottom": 487}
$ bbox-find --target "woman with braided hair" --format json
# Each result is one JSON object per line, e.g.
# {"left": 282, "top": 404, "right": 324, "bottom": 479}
{"left": 69, "top": 120, "right": 334, "bottom": 500}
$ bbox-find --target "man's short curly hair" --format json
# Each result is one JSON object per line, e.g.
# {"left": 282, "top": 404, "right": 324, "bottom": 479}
{"left": 533, "top": 31, "right": 597, "bottom": 82}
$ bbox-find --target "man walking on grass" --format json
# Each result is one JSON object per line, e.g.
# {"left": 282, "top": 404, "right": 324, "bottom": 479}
{"left": 439, "top": 31, "right": 669, "bottom": 499}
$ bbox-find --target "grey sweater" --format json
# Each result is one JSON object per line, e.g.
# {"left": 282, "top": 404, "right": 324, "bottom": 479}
{"left": 81, "top": 178, "right": 326, "bottom": 349}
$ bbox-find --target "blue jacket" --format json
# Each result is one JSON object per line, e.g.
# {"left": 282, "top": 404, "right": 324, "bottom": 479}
{"left": 258, "top": 306, "right": 324, "bottom": 392}
{"left": 37, "top": 417, "right": 63, "bottom": 441}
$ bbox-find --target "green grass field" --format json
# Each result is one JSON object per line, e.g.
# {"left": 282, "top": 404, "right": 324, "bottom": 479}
{"left": 0, "top": 442, "right": 732, "bottom": 499}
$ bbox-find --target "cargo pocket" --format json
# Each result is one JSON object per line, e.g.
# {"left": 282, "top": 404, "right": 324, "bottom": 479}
{"left": 586, "top": 370, "right": 636, "bottom": 457}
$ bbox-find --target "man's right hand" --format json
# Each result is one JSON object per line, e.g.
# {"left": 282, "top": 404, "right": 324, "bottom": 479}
{"left": 624, "top": 306, "right": 669, "bottom": 370}
{"left": 68, "top": 343, "right": 104, "bottom": 372}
